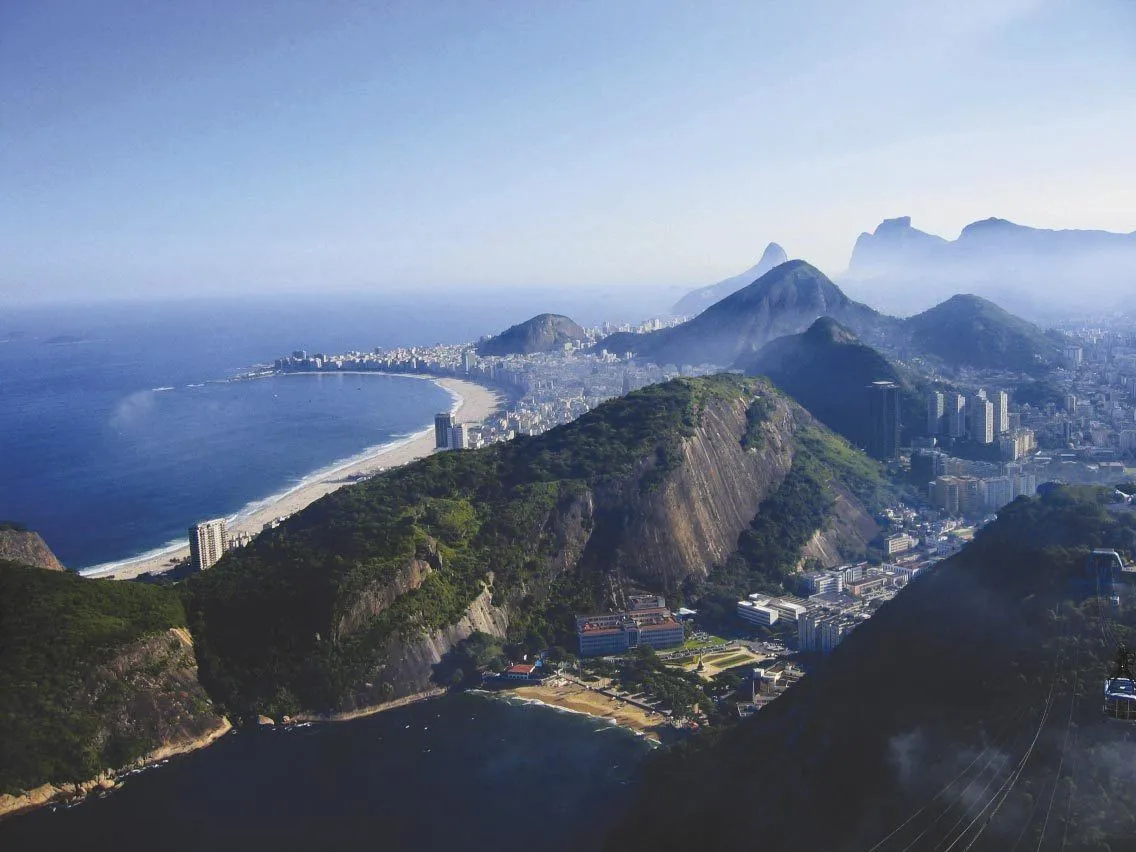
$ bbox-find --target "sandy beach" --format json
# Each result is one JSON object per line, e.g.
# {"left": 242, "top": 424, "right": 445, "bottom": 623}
{"left": 506, "top": 679, "right": 666, "bottom": 742}
{"left": 90, "top": 376, "right": 502, "bottom": 580}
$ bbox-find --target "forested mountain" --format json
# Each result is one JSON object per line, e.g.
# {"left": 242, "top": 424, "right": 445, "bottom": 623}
{"left": 183, "top": 375, "right": 888, "bottom": 719}
{"left": 602, "top": 260, "right": 886, "bottom": 367}
{"left": 735, "top": 317, "right": 906, "bottom": 450}
{"left": 476, "top": 313, "right": 587, "bottom": 356}
{"left": 904, "top": 293, "right": 1064, "bottom": 373}
{"left": 608, "top": 488, "right": 1136, "bottom": 851}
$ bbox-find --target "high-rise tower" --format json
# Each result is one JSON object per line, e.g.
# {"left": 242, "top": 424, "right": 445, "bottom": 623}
{"left": 868, "top": 381, "right": 901, "bottom": 460}
{"left": 189, "top": 518, "right": 227, "bottom": 571}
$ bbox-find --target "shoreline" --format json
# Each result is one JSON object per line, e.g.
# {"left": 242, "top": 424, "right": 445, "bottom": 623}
{"left": 0, "top": 717, "right": 233, "bottom": 821}
{"left": 481, "top": 678, "right": 665, "bottom": 743}
{"left": 84, "top": 375, "right": 503, "bottom": 581}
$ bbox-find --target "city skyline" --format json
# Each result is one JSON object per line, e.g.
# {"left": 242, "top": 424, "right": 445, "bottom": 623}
{"left": 3, "top": 1, "right": 1135, "bottom": 303}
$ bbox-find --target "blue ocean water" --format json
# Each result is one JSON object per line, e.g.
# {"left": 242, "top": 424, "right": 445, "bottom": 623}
{"left": 0, "top": 296, "right": 516, "bottom": 569}
{"left": 0, "top": 693, "right": 651, "bottom": 852}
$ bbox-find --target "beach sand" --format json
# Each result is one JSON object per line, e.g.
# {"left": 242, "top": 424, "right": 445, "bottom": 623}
{"left": 93, "top": 377, "right": 502, "bottom": 581}
{"left": 507, "top": 679, "right": 665, "bottom": 742}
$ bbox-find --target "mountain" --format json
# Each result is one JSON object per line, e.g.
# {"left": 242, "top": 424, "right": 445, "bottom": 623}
{"left": 608, "top": 488, "right": 1136, "bottom": 851}
{"left": 735, "top": 318, "right": 907, "bottom": 450}
{"left": 0, "top": 560, "right": 226, "bottom": 815}
{"left": 0, "top": 522, "right": 64, "bottom": 571}
{"left": 183, "top": 375, "right": 886, "bottom": 720}
{"left": 476, "top": 313, "right": 587, "bottom": 356}
{"left": 601, "top": 260, "right": 886, "bottom": 368}
{"left": 903, "top": 293, "right": 1063, "bottom": 373}
{"left": 845, "top": 215, "right": 1136, "bottom": 316}
{"left": 672, "top": 243, "right": 789, "bottom": 317}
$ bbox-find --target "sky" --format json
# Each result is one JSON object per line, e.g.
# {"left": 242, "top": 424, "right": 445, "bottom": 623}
{"left": 2, "top": 0, "right": 1134, "bottom": 303}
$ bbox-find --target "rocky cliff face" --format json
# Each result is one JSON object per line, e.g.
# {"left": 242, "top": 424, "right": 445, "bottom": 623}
{"left": 0, "top": 528, "right": 64, "bottom": 571}
{"left": 594, "top": 394, "right": 796, "bottom": 592}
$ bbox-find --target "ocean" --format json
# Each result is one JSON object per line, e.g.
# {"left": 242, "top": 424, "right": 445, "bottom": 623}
{"left": 0, "top": 297, "right": 506, "bottom": 569}
{"left": 0, "top": 692, "right": 651, "bottom": 852}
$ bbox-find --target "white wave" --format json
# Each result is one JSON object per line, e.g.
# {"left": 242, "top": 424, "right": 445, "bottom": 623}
{"left": 80, "top": 535, "right": 189, "bottom": 577}
{"left": 151, "top": 386, "right": 175, "bottom": 392}
{"left": 80, "top": 371, "right": 465, "bottom": 575}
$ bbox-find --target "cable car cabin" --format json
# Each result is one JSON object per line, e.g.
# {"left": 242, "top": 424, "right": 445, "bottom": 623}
{"left": 1104, "top": 646, "right": 1136, "bottom": 722}
{"left": 1104, "top": 677, "right": 1136, "bottom": 721}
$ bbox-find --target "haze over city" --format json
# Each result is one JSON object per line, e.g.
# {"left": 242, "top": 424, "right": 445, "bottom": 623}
{"left": 3, "top": 0, "right": 1135, "bottom": 303}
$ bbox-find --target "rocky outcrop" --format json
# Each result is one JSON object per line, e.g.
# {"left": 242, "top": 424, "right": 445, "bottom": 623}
{"left": 0, "top": 527, "right": 64, "bottom": 571}
{"left": 596, "top": 394, "right": 795, "bottom": 592}
{"left": 0, "top": 627, "right": 229, "bottom": 819}
{"left": 339, "top": 583, "right": 510, "bottom": 710}
{"left": 81, "top": 627, "right": 227, "bottom": 761}
{"left": 334, "top": 550, "right": 438, "bottom": 638}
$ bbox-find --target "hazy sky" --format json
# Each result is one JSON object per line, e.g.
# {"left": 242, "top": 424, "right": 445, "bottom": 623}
{"left": 2, "top": 1, "right": 1134, "bottom": 302}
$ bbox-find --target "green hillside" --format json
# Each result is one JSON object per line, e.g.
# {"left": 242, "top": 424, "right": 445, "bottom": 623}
{"left": 903, "top": 293, "right": 1063, "bottom": 373}
{"left": 0, "top": 562, "right": 191, "bottom": 794}
{"left": 476, "top": 312, "right": 587, "bottom": 356}
{"left": 183, "top": 374, "right": 891, "bottom": 720}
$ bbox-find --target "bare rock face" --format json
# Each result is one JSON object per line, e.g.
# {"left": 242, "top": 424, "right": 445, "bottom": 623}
{"left": 342, "top": 583, "right": 510, "bottom": 711}
{"left": 593, "top": 393, "right": 796, "bottom": 592}
{"left": 0, "top": 527, "right": 64, "bottom": 571}
{"left": 84, "top": 627, "right": 226, "bottom": 758}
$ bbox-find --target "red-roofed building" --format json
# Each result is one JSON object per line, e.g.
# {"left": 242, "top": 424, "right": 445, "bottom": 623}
{"left": 503, "top": 663, "right": 538, "bottom": 680}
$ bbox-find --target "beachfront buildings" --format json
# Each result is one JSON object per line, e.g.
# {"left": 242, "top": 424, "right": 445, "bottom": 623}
{"left": 434, "top": 412, "right": 454, "bottom": 449}
{"left": 189, "top": 518, "right": 227, "bottom": 571}
{"left": 576, "top": 595, "right": 686, "bottom": 657}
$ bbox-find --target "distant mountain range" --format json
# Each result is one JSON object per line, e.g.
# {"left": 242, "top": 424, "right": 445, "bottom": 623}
{"left": 605, "top": 260, "right": 1061, "bottom": 375}
{"left": 476, "top": 313, "right": 587, "bottom": 356}
{"left": 846, "top": 215, "right": 1136, "bottom": 316}
{"left": 604, "top": 260, "right": 881, "bottom": 368}
{"left": 672, "top": 242, "right": 788, "bottom": 317}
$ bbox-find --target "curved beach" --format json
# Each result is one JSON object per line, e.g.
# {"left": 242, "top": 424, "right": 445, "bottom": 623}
{"left": 92, "top": 377, "right": 502, "bottom": 580}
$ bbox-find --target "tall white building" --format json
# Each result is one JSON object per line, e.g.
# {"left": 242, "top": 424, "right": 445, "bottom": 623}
{"left": 189, "top": 518, "right": 227, "bottom": 571}
{"left": 449, "top": 423, "right": 469, "bottom": 449}
{"left": 993, "top": 391, "right": 1010, "bottom": 435}
{"left": 970, "top": 396, "right": 994, "bottom": 445}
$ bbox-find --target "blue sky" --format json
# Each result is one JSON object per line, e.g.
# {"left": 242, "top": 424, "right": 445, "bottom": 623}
{"left": 2, "top": 0, "right": 1134, "bottom": 302}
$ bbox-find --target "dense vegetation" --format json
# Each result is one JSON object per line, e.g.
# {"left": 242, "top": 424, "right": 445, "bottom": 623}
{"left": 183, "top": 375, "right": 777, "bottom": 718}
{"left": 904, "top": 293, "right": 1061, "bottom": 374}
{"left": 476, "top": 312, "right": 586, "bottom": 356}
{"left": 608, "top": 489, "right": 1136, "bottom": 851}
{"left": 0, "top": 562, "right": 187, "bottom": 794}
{"left": 736, "top": 316, "right": 920, "bottom": 451}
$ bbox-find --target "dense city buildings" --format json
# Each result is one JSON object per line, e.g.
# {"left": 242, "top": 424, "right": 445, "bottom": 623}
{"left": 189, "top": 518, "right": 227, "bottom": 571}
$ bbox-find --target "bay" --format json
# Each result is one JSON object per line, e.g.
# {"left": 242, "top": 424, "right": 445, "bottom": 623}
{"left": 0, "top": 693, "right": 651, "bottom": 852}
